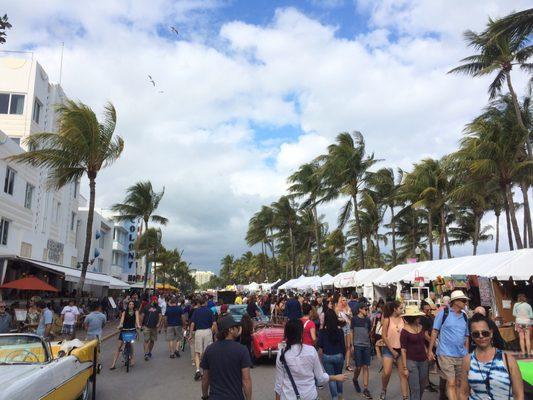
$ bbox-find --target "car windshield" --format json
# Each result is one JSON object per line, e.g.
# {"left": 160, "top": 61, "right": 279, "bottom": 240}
{"left": 0, "top": 335, "right": 49, "bottom": 364}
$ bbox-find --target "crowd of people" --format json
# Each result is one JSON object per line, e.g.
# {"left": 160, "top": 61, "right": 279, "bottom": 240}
{"left": 0, "top": 287, "right": 530, "bottom": 400}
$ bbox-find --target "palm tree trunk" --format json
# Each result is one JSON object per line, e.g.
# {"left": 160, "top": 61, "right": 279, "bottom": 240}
{"left": 79, "top": 176, "right": 96, "bottom": 293}
{"left": 505, "top": 183, "right": 524, "bottom": 249}
{"left": 473, "top": 212, "right": 480, "bottom": 256}
{"left": 288, "top": 225, "right": 296, "bottom": 278}
{"left": 352, "top": 195, "right": 365, "bottom": 269}
{"left": 390, "top": 205, "right": 397, "bottom": 266}
{"left": 427, "top": 210, "right": 434, "bottom": 260}
{"left": 312, "top": 206, "right": 322, "bottom": 275}
{"left": 495, "top": 212, "right": 500, "bottom": 253}
{"left": 375, "top": 227, "right": 381, "bottom": 267}
{"left": 142, "top": 219, "right": 150, "bottom": 289}
{"left": 520, "top": 182, "right": 533, "bottom": 247}
{"left": 503, "top": 185, "right": 514, "bottom": 250}
{"left": 439, "top": 208, "right": 446, "bottom": 259}
{"left": 444, "top": 226, "right": 452, "bottom": 258}
{"left": 506, "top": 72, "right": 533, "bottom": 159}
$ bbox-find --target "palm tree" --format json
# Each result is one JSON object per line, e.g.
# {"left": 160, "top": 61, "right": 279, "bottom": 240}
{"left": 219, "top": 255, "right": 234, "bottom": 284}
{"left": 449, "top": 17, "right": 533, "bottom": 158}
{"left": 271, "top": 196, "right": 298, "bottom": 278}
{"left": 137, "top": 228, "right": 163, "bottom": 290}
{"left": 448, "top": 209, "right": 494, "bottom": 254}
{"left": 487, "top": 8, "right": 533, "bottom": 44}
{"left": 319, "top": 132, "right": 377, "bottom": 269}
{"left": 112, "top": 181, "right": 168, "bottom": 289}
{"left": 8, "top": 101, "right": 124, "bottom": 292}
{"left": 288, "top": 161, "right": 325, "bottom": 274}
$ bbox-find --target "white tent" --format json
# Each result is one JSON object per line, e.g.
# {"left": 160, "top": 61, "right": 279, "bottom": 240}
{"left": 373, "top": 249, "right": 533, "bottom": 285}
{"left": 332, "top": 268, "right": 387, "bottom": 288}
{"left": 293, "top": 276, "right": 319, "bottom": 291}
{"left": 261, "top": 279, "right": 281, "bottom": 291}
{"left": 285, "top": 275, "right": 306, "bottom": 290}
{"left": 320, "top": 274, "right": 334, "bottom": 287}
{"left": 278, "top": 278, "right": 298, "bottom": 291}
{"left": 245, "top": 282, "right": 260, "bottom": 292}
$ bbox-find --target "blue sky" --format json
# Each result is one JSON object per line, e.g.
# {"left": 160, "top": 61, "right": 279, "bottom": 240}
{"left": 3, "top": 0, "right": 531, "bottom": 271}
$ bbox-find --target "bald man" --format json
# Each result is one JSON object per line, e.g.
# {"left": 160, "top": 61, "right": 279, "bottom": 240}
{"left": 469, "top": 306, "right": 504, "bottom": 351}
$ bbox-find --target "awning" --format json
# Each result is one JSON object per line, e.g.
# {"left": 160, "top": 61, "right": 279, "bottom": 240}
{"left": 12, "top": 257, "right": 130, "bottom": 289}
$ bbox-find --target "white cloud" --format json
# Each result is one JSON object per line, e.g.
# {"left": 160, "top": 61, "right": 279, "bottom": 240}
{"left": 3, "top": 1, "right": 530, "bottom": 269}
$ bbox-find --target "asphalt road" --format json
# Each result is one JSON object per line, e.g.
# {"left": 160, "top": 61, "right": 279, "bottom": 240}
{"left": 96, "top": 333, "right": 441, "bottom": 400}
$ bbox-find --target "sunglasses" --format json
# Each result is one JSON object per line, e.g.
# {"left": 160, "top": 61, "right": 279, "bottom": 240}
{"left": 471, "top": 330, "right": 491, "bottom": 339}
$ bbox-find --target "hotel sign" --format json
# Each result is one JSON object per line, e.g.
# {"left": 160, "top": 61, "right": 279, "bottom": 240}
{"left": 47, "top": 239, "right": 64, "bottom": 264}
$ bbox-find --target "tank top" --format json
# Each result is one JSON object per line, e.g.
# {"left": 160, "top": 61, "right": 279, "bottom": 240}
{"left": 468, "top": 349, "right": 512, "bottom": 400}
{"left": 386, "top": 316, "right": 404, "bottom": 349}
{"left": 123, "top": 310, "right": 136, "bottom": 329}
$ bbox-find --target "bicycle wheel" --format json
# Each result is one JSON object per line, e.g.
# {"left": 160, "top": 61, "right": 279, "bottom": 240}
{"left": 124, "top": 343, "right": 131, "bottom": 373}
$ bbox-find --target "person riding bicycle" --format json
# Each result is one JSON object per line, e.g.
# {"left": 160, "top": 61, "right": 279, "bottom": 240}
{"left": 110, "top": 300, "right": 141, "bottom": 370}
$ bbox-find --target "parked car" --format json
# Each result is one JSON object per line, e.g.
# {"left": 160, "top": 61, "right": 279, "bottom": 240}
{"left": 0, "top": 333, "right": 98, "bottom": 400}
{"left": 216, "top": 304, "right": 269, "bottom": 323}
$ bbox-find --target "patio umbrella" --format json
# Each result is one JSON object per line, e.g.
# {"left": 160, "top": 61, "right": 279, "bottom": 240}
{"left": 0, "top": 276, "right": 59, "bottom": 292}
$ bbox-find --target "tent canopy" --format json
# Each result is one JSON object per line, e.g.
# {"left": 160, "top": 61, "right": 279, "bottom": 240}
{"left": 333, "top": 268, "right": 386, "bottom": 288}
{"left": 0, "top": 276, "right": 59, "bottom": 292}
{"left": 373, "top": 249, "right": 533, "bottom": 285}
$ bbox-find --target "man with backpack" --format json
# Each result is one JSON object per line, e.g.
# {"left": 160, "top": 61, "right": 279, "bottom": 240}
{"left": 428, "top": 290, "right": 470, "bottom": 400}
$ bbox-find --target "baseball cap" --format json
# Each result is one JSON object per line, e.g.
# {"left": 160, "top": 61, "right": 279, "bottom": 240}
{"left": 151, "top": 295, "right": 158, "bottom": 303}
{"left": 217, "top": 315, "right": 240, "bottom": 331}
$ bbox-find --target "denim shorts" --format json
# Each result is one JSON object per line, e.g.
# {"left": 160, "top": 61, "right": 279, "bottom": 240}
{"left": 354, "top": 346, "right": 371, "bottom": 367}
{"left": 382, "top": 346, "right": 401, "bottom": 359}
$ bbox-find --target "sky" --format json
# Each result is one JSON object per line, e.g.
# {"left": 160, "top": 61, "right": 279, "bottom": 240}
{"left": 2, "top": 0, "right": 531, "bottom": 272}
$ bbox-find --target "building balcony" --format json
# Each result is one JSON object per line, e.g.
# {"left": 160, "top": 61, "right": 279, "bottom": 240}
{"left": 110, "top": 265, "right": 123, "bottom": 278}
{"left": 112, "top": 241, "right": 128, "bottom": 252}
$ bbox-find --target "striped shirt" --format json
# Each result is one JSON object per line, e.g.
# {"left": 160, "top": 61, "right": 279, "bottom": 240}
{"left": 468, "top": 349, "right": 511, "bottom": 400}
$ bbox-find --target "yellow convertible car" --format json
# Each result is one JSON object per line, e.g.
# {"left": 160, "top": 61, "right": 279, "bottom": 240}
{"left": 0, "top": 333, "right": 99, "bottom": 400}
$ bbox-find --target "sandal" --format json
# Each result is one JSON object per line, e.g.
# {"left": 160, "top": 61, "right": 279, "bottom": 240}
{"left": 346, "top": 365, "right": 354, "bottom": 372}
{"left": 109, "top": 366, "right": 116, "bottom": 370}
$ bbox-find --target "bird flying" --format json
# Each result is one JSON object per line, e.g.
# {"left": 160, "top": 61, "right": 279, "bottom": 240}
{"left": 170, "top": 26, "right": 179, "bottom": 36}
{"left": 148, "top": 75, "right": 156, "bottom": 86}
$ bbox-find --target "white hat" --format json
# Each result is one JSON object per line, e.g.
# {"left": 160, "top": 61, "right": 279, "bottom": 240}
{"left": 450, "top": 290, "right": 469, "bottom": 302}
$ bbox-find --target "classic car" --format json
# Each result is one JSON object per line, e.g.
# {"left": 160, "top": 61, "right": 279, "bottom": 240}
{"left": 0, "top": 333, "right": 98, "bottom": 400}
{"left": 251, "top": 321, "right": 285, "bottom": 361}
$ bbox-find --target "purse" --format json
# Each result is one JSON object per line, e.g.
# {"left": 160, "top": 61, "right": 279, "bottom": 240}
{"left": 280, "top": 348, "right": 301, "bottom": 400}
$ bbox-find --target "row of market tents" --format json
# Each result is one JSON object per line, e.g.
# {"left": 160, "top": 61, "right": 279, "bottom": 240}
{"left": 240, "top": 248, "right": 532, "bottom": 293}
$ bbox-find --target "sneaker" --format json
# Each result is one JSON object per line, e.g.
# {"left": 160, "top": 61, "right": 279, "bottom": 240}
{"left": 427, "top": 383, "right": 438, "bottom": 392}
{"left": 194, "top": 370, "right": 202, "bottom": 381}
{"left": 144, "top": 354, "right": 149, "bottom": 361}
{"left": 363, "top": 389, "right": 373, "bottom": 399}
{"left": 317, "top": 385, "right": 324, "bottom": 390}
{"left": 170, "top": 354, "right": 175, "bottom": 359}
{"left": 379, "top": 390, "right": 386, "bottom": 400}
{"left": 148, "top": 352, "right": 152, "bottom": 358}
{"left": 353, "top": 379, "right": 361, "bottom": 393}
{"left": 174, "top": 350, "right": 181, "bottom": 358}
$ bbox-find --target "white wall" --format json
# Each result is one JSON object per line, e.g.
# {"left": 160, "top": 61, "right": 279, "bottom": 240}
{"left": 76, "top": 208, "right": 113, "bottom": 275}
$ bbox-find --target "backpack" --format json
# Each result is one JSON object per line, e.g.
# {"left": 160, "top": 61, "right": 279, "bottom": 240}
{"left": 441, "top": 307, "right": 468, "bottom": 326}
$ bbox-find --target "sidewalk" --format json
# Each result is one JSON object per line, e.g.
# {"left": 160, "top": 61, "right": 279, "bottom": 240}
{"left": 74, "top": 317, "right": 120, "bottom": 342}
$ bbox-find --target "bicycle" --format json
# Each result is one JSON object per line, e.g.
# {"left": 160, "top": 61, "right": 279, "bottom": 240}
{"left": 120, "top": 328, "right": 137, "bottom": 373}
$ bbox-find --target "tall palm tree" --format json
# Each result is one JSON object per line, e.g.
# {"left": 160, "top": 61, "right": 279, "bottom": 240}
{"left": 319, "top": 132, "right": 377, "bottom": 269}
{"left": 487, "top": 8, "right": 533, "bottom": 45}
{"left": 288, "top": 161, "right": 325, "bottom": 274}
{"left": 112, "top": 181, "right": 168, "bottom": 289}
{"left": 271, "top": 196, "right": 298, "bottom": 278}
{"left": 8, "top": 101, "right": 124, "bottom": 292}
{"left": 449, "top": 18, "right": 533, "bottom": 158}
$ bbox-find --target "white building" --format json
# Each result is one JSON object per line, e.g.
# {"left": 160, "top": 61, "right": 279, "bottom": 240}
{"left": 0, "top": 56, "right": 129, "bottom": 296}
{"left": 191, "top": 270, "right": 215, "bottom": 286}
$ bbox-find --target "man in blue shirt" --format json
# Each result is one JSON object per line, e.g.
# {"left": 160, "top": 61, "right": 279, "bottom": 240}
{"left": 428, "top": 290, "right": 470, "bottom": 400}
{"left": 284, "top": 293, "right": 302, "bottom": 320}
{"left": 164, "top": 297, "right": 185, "bottom": 358}
{"left": 36, "top": 302, "right": 54, "bottom": 339}
{"left": 190, "top": 296, "right": 216, "bottom": 381}
{"left": 348, "top": 293, "right": 360, "bottom": 316}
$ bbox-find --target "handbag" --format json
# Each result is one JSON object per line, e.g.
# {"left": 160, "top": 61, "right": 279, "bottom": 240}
{"left": 280, "top": 348, "right": 301, "bottom": 400}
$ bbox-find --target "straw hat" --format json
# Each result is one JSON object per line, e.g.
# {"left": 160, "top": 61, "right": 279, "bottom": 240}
{"left": 450, "top": 290, "right": 469, "bottom": 302}
{"left": 402, "top": 305, "right": 425, "bottom": 317}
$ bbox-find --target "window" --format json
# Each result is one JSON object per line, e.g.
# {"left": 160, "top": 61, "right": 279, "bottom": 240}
{"left": 97, "top": 259, "right": 103, "bottom": 272}
{"left": 113, "top": 252, "right": 121, "bottom": 266}
{"left": 70, "top": 212, "right": 76, "bottom": 231}
{"left": 33, "top": 98, "right": 42, "bottom": 123}
{"left": 54, "top": 201, "right": 61, "bottom": 223}
{"left": 20, "top": 242, "right": 32, "bottom": 258}
{"left": 10, "top": 137, "right": 20, "bottom": 146}
{"left": 24, "top": 183, "right": 34, "bottom": 209}
{"left": 73, "top": 180, "right": 78, "bottom": 198}
{"left": 99, "top": 233, "right": 105, "bottom": 249}
{"left": 4, "top": 167, "right": 16, "bottom": 195}
{"left": 9, "top": 94, "right": 24, "bottom": 115}
{"left": 0, "top": 218, "right": 9, "bottom": 245}
{"left": 0, "top": 93, "right": 25, "bottom": 115}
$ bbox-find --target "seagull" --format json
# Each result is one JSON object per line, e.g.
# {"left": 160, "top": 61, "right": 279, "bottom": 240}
{"left": 148, "top": 75, "right": 156, "bottom": 86}
{"left": 170, "top": 26, "right": 179, "bottom": 37}
{"left": 158, "top": 90, "right": 164, "bottom": 94}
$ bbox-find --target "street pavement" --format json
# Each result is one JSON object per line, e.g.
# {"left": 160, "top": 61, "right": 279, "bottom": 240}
{"left": 96, "top": 328, "right": 442, "bottom": 400}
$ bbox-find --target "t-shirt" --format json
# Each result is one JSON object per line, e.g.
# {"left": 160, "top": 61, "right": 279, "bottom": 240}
{"left": 513, "top": 301, "right": 533, "bottom": 325}
{"left": 352, "top": 315, "right": 371, "bottom": 347}
{"left": 317, "top": 328, "right": 345, "bottom": 355}
{"left": 433, "top": 307, "right": 469, "bottom": 357}
{"left": 246, "top": 302, "right": 259, "bottom": 317}
{"left": 284, "top": 299, "right": 302, "bottom": 320}
{"left": 61, "top": 305, "right": 80, "bottom": 325}
{"left": 419, "top": 315, "right": 434, "bottom": 346}
{"left": 348, "top": 300, "right": 360, "bottom": 316}
{"left": 300, "top": 317, "right": 316, "bottom": 346}
{"left": 200, "top": 339, "right": 252, "bottom": 400}
{"left": 165, "top": 305, "right": 183, "bottom": 327}
{"left": 400, "top": 329, "right": 427, "bottom": 362}
{"left": 85, "top": 311, "right": 107, "bottom": 337}
{"left": 142, "top": 304, "right": 162, "bottom": 328}
{"left": 235, "top": 296, "right": 243, "bottom": 305}
{"left": 37, "top": 308, "right": 53, "bottom": 336}
{"left": 192, "top": 306, "right": 214, "bottom": 330}
{"left": 207, "top": 300, "right": 216, "bottom": 309}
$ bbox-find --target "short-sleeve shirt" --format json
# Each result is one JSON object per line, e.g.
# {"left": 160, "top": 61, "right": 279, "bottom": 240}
{"left": 433, "top": 307, "right": 469, "bottom": 357}
{"left": 0, "top": 313, "right": 12, "bottom": 333}
{"left": 85, "top": 311, "right": 107, "bottom": 337}
{"left": 317, "top": 328, "right": 345, "bottom": 355}
{"left": 284, "top": 299, "right": 302, "bottom": 319}
{"left": 352, "top": 315, "right": 371, "bottom": 347}
{"left": 300, "top": 318, "right": 316, "bottom": 346}
{"left": 165, "top": 305, "right": 183, "bottom": 327}
{"left": 142, "top": 304, "right": 162, "bottom": 328}
{"left": 348, "top": 300, "right": 360, "bottom": 316}
{"left": 192, "top": 306, "right": 214, "bottom": 330}
{"left": 61, "top": 305, "right": 80, "bottom": 325}
{"left": 200, "top": 339, "right": 252, "bottom": 400}
{"left": 37, "top": 308, "right": 53, "bottom": 336}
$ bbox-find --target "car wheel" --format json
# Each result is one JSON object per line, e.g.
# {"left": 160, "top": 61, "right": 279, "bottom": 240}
{"left": 77, "top": 382, "right": 90, "bottom": 400}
